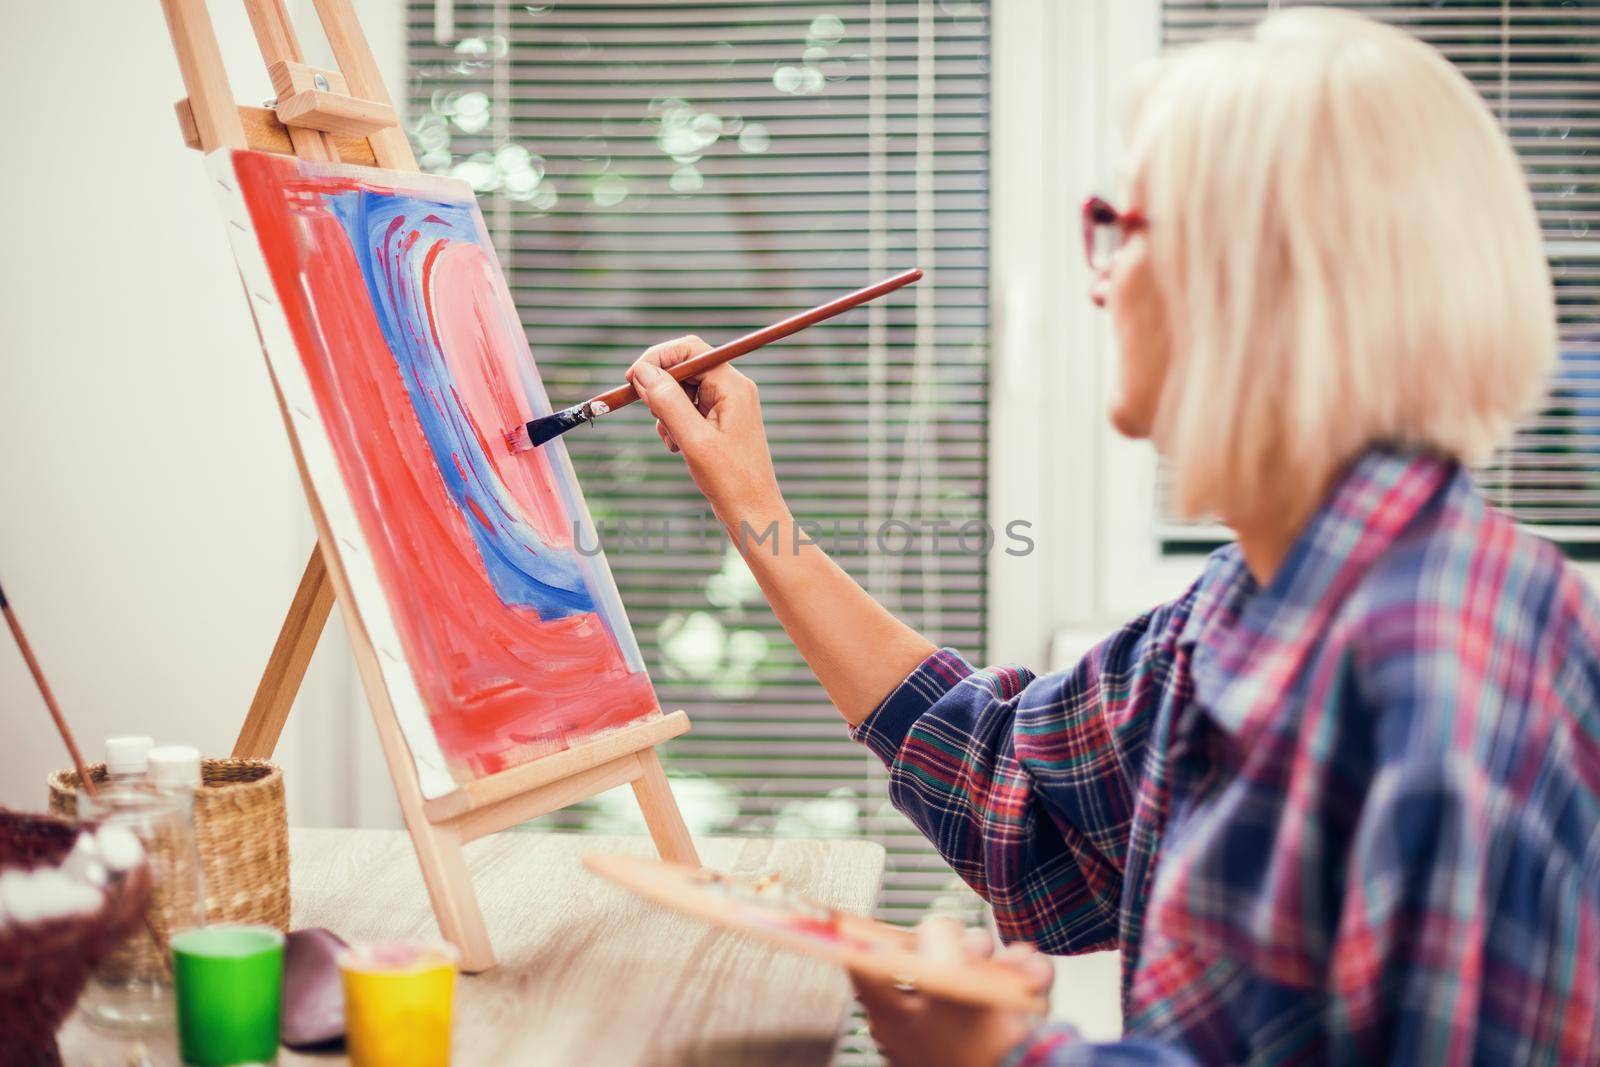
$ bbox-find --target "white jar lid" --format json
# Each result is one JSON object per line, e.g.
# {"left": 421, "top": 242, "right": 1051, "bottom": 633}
{"left": 148, "top": 745, "right": 203, "bottom": 790}
{"left": 104, "top": 736, "right": 154, "bottom": 776}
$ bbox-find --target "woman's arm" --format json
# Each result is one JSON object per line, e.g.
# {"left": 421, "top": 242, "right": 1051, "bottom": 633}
{"left": 626, "top": 336, "right": 935, "bottom": 724}
{"left": 630, "top": 334, "right": 1207, "bottom": 955}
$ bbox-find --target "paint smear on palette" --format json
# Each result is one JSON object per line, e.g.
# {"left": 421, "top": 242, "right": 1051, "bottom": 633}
{"left": 230, "top": 150, "right": 656, "bottom": 783}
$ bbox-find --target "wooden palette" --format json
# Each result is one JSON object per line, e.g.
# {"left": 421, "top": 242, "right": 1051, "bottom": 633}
{"left": 582, "top": 853, "right": 1049, "bottom": 1012}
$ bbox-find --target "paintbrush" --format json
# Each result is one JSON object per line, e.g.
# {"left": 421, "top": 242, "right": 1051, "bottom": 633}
{"left": 504, "top": 267, "right": 923, "bottom": 453}
{"left": 0, "top": 576, "right": 97, "bottom": 797}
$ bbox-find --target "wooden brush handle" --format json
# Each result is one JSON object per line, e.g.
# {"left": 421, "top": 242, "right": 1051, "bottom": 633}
{"left": 1, "top": 582, "right": 98, "bottom": 796}
{"left": 587, "top": 267, "right": 922, "bottom": 414}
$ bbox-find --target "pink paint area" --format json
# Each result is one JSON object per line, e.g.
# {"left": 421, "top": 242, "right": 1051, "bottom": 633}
{"left": 232, "top": 150, "right": 658, "bottom": 784}
{"left": 737, "top": 902, "right": 878, "bottom": 952}
{"left": 340, "top": 942, "right": 458, "bottom": 975}
{"left": 428, "top": 242, "right": 572, "bottom": 549}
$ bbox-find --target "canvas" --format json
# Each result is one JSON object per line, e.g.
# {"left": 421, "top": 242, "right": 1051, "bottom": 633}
{"left": 210, "top": 149, "right": 659, "bottom": 799}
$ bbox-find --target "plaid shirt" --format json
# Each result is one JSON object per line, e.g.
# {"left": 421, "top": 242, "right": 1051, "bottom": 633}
{"left": 853, "top": 446, "right": 1600, "bottom": 1065}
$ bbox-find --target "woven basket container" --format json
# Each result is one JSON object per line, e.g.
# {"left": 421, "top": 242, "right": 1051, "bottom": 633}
{"left": 0, "top": 809, "right": 152, "bottom": 1067}
{"left": 49, "top": 758, "right": 290, "bottom": 933}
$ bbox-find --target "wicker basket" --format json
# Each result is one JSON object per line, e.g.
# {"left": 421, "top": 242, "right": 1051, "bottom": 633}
{"left": 0, "top": 809, "right": 153, "bottom": 1067}
{"left": 49, "top": 758, "right": 290, "bottom": 932}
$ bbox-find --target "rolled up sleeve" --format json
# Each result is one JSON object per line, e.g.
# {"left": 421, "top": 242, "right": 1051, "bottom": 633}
{"left": 850, "top": 647, "right": 983, "bottom": 764}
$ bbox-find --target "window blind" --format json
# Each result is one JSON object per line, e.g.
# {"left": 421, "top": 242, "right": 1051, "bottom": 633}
{"left": 1159, "top": 1, "right": 1600, "bottom": 544}
{"left": 404, "top": 0, "right": 992, "bottom": 1022}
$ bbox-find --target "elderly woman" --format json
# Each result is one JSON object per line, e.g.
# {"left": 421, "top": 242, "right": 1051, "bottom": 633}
{"left": 626, "top": 8, "right": 1600, "bottom": 1066}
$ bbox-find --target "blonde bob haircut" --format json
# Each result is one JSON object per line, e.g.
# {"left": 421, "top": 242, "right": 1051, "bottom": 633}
{"left": 1124, "top": 7, "right": 1556, "bottom": 524}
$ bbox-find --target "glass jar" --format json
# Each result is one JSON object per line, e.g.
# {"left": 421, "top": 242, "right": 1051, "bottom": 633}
{"left": 78, "top": 771, "right": 207, "bottom": 1031}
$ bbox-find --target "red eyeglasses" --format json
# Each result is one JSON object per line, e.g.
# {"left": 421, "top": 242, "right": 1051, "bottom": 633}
{"left": 1082, "top": 196, "right": 1147, "bottom": 272}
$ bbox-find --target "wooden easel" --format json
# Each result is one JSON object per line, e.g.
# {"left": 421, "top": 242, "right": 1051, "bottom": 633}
{"left": 158, "top": 0, "right": 699, "bottom": 972}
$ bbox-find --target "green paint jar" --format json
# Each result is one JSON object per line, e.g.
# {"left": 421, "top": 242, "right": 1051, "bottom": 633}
{"left": 171, "top": 924, "right": 285, "bottom": 1065}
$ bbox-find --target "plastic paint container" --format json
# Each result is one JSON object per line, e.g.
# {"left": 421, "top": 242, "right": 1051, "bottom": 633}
{"left": 339, "top": 941, "right": 459, "bottom": 1067}
{"left": 171, "top": 924, "right": 285, "bottom": 1066}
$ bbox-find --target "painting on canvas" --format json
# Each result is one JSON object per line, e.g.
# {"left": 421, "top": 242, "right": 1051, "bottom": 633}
{"left": 211, "top": 149, "right": 658, "bottom": 799}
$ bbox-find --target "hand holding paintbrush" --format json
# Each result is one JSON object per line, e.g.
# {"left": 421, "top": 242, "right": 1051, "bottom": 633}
{"left": 625, "top": 331, "right": 791, "bottom": 530}
{"left": 504, "top": 268, "right": 922, "bottom": 452}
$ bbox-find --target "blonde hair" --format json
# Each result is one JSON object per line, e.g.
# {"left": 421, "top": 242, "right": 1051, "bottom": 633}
{"left": 1125, "top": 7, "right": 1555, "bottom": 523}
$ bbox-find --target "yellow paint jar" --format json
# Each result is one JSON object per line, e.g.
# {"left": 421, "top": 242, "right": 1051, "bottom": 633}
{"left": 339, "top": 941, "right": 458, "bottom": 1067}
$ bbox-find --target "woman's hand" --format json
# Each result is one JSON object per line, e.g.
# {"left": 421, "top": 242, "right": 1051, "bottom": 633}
{"left": 626, "top": 335, "right": 786, "bottom": 531}
{"left": 851, "top": 917, "right": 1054, "bottom": 1067}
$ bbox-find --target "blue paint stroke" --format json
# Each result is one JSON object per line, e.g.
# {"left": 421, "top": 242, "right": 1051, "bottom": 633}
{"left": 324, "top": 188, "right": 596, "bottom": 620}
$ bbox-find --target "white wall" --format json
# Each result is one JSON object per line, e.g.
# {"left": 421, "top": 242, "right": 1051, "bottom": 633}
{"left": 0, "top": 0, "right": 407, "bottom": 828}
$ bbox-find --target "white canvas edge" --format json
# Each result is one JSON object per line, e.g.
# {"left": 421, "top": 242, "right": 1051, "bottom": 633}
{"left": 206, "top": 149, "right": 457, "bottom": 800}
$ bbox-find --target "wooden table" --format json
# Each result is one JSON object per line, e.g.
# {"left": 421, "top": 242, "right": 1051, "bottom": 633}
{"left": 62, "top": 829, "right": 887, "bottom": 1066}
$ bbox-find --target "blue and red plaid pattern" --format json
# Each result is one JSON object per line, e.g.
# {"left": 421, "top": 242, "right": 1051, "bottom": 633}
{"left": 853, "top": 446, "right": 1600, "bottom": 1065}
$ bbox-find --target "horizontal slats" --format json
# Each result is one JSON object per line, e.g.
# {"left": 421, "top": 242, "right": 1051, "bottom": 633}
{"left": 456, "top": 117, "right": 989, "bottom": 140}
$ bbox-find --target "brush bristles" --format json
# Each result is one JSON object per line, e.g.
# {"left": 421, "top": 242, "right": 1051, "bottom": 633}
{"left": 506, "top": 404, "right": 591, "bottom": 452}
{"left": 502, "top": 424, "right": 534, "bottom": 453}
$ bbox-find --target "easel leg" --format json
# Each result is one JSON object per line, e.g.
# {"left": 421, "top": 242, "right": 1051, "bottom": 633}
{"left": 631, "top": 749, "right": 700, "bottom": 867}
{"left": 234, "top": 546, "right": 335, "bottom": 758}
{"left": 407, "top": 819, "right": 496, "bottom": 973}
